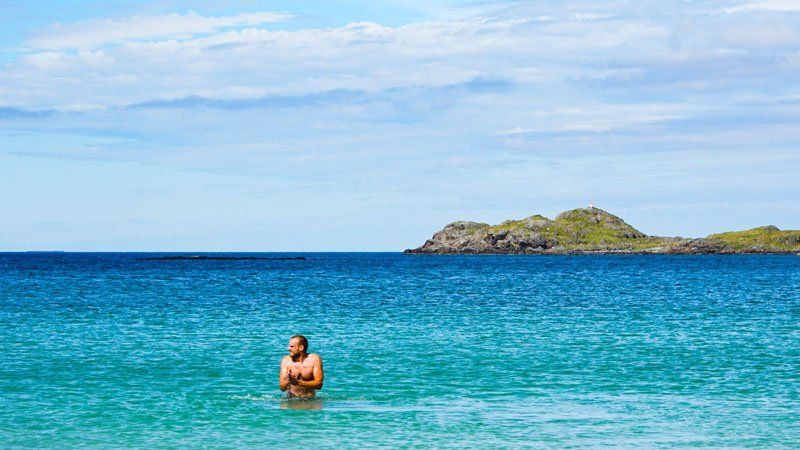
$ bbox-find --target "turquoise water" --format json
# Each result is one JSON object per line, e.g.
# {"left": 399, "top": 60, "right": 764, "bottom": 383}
{"left": 1, "top": 253, "right": 799, "bottom": 448}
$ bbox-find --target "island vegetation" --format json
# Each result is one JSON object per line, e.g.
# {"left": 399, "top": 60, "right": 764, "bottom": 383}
{"left": 405, "top": 207, "right": 800, "bottom": 254}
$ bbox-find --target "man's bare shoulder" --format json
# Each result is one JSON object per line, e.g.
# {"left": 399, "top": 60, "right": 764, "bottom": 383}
{"left": 280, "top": 355, "right": 292, "bottom": 365}
{"left": 307, "top": 353, "right": 322, "bottom": 362}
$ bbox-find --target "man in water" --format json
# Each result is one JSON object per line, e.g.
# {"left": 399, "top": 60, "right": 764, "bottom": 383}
{"left": 279, "top": 335, "right": 324, "bottom": 398}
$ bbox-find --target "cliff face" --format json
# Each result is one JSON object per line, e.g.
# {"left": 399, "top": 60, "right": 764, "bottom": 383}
{"left": 405, "top": 207, "right": 800, "bottom": 254}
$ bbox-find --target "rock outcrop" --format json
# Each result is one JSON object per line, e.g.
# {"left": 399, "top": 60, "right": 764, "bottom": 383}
{"left": 405, "top": 207, "right": 800, "bottom": 254}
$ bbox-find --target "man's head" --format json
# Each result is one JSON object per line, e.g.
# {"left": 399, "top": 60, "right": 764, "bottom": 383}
{"left": 288, "top": 335, "right": 308, "bottom": 357}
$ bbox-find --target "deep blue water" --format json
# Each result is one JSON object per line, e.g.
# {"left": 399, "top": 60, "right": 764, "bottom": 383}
{"left": 1, "top": 253, "right": 799, "bottom": 448}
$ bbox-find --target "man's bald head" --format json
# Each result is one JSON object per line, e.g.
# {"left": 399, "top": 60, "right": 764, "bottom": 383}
{"left": 290, "top": 335, "right": 308, "bottom": 354}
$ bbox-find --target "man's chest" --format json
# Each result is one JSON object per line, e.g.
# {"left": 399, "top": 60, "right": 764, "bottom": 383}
{"left": 288, "top": 361, "right": 314, "bottom": 375}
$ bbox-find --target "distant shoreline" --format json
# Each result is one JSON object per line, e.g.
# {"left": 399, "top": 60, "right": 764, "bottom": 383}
{"left": 403, "top": 250, "right": 800, "bottom": 255}
{"left": 406, "top": 206, "right": 800, "bottom": 255}
{"left": 140, "top": 255, "right": 308, "bottom": 261}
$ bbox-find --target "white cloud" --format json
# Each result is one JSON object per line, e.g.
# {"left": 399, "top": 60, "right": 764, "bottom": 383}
{"left": 29, "top": 11, "right": 292, "bottom": 49}
{"left": 721, "top": 22, "right": 799, "bottom": 46}
{"left": 0, "top": 3, "right": 797, "bottom": 115}
{"left": 497, "top": 104, "right": 693, "bottom": 135}
{"left": 725, "top": 0, "right": 800, "bottom": 13}
{"left": 3, "top": 14, "right": 674, "bottom": 110}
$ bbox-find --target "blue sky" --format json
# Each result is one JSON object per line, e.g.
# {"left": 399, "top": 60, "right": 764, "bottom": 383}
{"left": 1, "top": 0, "right": 799, "bottom": 251}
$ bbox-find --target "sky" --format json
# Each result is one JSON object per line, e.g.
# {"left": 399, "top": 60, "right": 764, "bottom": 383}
{"left": 1, "top": 0, "right": 799, "bottom": 251}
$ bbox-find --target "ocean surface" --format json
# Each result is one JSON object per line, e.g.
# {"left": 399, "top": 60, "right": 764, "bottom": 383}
{"left": 1, "top": 253, "right": 798, "bottom": 448}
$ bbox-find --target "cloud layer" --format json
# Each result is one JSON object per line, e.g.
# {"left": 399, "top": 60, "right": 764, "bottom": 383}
{"left": 1, "top": 3, "right": 795, "bottom": 111}
{"left": 725, "top": 0, "right": 800, "bottom": 13}
{"left": 28, "top": 11, "right": 292, "bottom": 49}
{"left": 1, "top": 1, "right": 799, "bottom": 249}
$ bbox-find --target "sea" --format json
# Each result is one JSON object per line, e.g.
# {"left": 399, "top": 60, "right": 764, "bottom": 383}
{"left": 1, "top": 253, "right": 798, "bottom": 448}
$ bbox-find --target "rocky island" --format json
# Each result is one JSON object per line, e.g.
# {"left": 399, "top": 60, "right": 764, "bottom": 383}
{"left": 405, "top": 207, "right": 800, "bottom": 254}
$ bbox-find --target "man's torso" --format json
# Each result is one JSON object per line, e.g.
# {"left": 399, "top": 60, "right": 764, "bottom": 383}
{"left": 286, "top": 354, "right": 319, "bottom": 398}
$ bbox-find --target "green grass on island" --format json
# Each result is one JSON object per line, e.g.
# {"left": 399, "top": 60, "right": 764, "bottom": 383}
{"left": 709, "top": 226, "right": 800, "bottom": 252}
{"left": 485, "top": 209, "right": 669, "bottom": 251}
{"left": 410, "top": 207, "right": 800, "bottom": 254}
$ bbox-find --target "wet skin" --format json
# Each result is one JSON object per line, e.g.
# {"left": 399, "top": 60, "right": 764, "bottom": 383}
{"left": 279, "top": 338, "right": 324, "bottom": 398}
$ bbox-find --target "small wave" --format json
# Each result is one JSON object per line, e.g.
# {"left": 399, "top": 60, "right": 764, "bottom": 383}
{"left": 230, "top": 394, "right": 283, "bottom": 401}
{"left": 229, "top": 393, "right": 371, "bottom": 402}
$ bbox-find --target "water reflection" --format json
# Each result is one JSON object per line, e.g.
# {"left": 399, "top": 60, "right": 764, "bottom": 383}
{"left": 280, "top": 398, "right": 324, "bottom": 410}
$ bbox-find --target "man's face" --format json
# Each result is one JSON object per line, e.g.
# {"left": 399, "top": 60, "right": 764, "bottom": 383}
{"left": 287, "top": 338, "right": 304, "bottom": 357}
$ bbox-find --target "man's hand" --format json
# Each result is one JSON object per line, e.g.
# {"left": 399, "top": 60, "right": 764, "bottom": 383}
{"left": 280, "top": 354, "right": 323, "bottom": 392}
{"left": 279, "top": 357, "right": 297, "bottom": 391}
{"left": 287, "top": 370, "right": 299, "bottom": 386}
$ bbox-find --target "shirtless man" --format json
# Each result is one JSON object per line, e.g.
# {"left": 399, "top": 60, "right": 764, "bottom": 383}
{"left": 279, "top": 335, "right": 324, "bottom": 398}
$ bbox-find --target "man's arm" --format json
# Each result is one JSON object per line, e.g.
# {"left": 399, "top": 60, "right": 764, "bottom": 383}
{"left": 295, "top": 355, "right": 324, "bottom": 390}
{"left": 279, "top": 357, "right": 292, "bottom": 391}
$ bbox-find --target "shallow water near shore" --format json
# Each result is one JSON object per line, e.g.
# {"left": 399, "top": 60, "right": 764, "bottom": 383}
{"left": 1, "top": 253, "right": 799, "bottom": 448}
